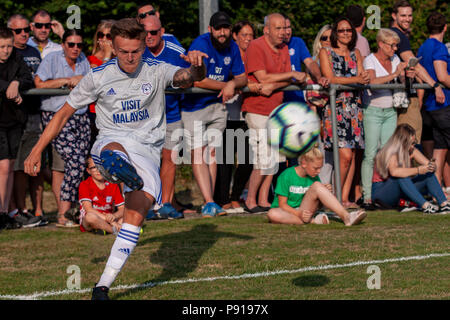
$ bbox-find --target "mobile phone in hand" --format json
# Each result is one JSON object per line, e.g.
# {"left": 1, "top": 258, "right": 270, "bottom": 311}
{"left": 407, "top": 56, "right": 422, "bottom": 68}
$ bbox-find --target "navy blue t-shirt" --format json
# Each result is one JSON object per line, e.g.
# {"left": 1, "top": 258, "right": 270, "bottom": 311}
{"left": 16, "top": 45, "right": 41, "bottom": 113}
{"left": 182, "top": 33, "right": 245, "bottom": 112}
{"left": 143, "top": 41, "right": 189, "bottom": 123}
{"left": 390, "top": 27, "right": 411, "bottom": 57}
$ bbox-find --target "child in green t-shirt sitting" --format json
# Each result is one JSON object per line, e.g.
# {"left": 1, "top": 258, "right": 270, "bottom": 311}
{"left": 268, "top": 146, "right": 366, "bottom": 226}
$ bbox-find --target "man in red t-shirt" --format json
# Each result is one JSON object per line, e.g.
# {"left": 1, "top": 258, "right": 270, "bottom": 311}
{"left": 242, "top": 13, "right": 307, "bottom": 213}
{"left": 79, "top": 157, "right": 125, "bottom": 234}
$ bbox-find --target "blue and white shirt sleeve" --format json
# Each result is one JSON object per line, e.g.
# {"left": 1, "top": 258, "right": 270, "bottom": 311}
{"left": 66, "top": 71, "right": 98, "bottom": 110}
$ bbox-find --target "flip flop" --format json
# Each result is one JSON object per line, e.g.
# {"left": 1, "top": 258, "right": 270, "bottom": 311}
{"left": 243, "top": 203, "right": 263, "bottom": 214}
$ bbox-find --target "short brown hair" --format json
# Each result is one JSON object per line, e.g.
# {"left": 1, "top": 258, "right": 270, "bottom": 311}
{"left": 392, "top": 0, "right": 413, "bottom": 14}
{"left": 0, "top": 27, "right": 14, "bottom": 40}
{"left": 111, "top": 18, "right": 146, "bottom": 42}
{"left": 426, "top": 12, "right": 446, "bottom": 35}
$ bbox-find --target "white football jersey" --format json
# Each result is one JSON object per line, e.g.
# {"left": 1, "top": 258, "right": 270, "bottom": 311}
{"left": 67, "top": 57, "right": 180, "bottom": 151}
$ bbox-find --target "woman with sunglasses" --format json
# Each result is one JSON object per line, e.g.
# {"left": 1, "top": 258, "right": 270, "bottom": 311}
{"left": 312, "top": 25, "right": 332, "bottom": 59}
{"left": 88, "top": 20, "right": 116, "bottom": 68}
{"left": 87, "top": 20, "right": 116, "bottom": 146}
{"left": 360, "top": 28, "right": 415, "bottom": 210}
{"left": 319, "top": 16, "right": 370, "bottom": 209}
{"left": 34, "top": 29, "right": 91, "bottom": 227}
{"left": 306, "top": 24, "right": 334, "bottom": 186}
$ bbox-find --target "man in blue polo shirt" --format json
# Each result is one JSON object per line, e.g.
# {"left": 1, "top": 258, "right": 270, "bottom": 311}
{"left": 141, "top": 15, "right": 189, "bottom": 220}
{"left": 417, "top": 12, "right": 450, "bottom": 190}
{"left": 182, "top": 11, "right": 247, "bottom": 217}
{"left": 283, "top": 17, "right": 328, "bottom": 104}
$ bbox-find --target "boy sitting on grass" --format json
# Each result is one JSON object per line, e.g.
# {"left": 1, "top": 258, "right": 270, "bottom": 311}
{"left": 268, "top": 146, "right": 367, "bottom": 226}
{"left": 78, "top": 156, "right": 125, "bottom": 235}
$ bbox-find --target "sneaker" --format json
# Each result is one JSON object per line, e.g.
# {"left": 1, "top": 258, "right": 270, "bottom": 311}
{"left": 201, "top": 203, "right": 217, "bottom": 218}
{"left": 56, "top": 220, "right": 79, "bottom": 228}
{"left": 38, "top": 216, "right": 49, "bottom": 226}
{"left": 13, "top": 210, "right": 41, "bottom": 228}
{"left": 94, "top": 229, "right": 107, "bottom": 235}
{"left": 422, "top": 202, "right": 439, "bottom": 214}
{"left": 438, "top": 202, "right": 450, "bottom": 215}
{"left": 91, "top": 285, "right": 110, "bottom": 300}
{"left": 210, "top": 202, "right": 226, "bottom": 216}
{"left": 100, "top": 150, "right": 144, "bottom": 191}
{"left": 158, "top": 203, "right": 184, "bottom": 220}
{"left": 146, "top": 209, "right": 168, "bottom": 220}
{"left": 0, "top": 213, "right": 18, "bottom": 230}
{"left": 1, "top": 214, "right": 22, "bottom": 230}
{"left": 347, "top": 209, "right": 367, "bottom": 226}
{"left": 313, "top": 213, "right": 330, "bottom": 224}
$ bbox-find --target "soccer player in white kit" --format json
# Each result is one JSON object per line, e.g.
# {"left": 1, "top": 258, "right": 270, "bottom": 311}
{"left": 24, "top": 18, "right": 207, "bottom": 300}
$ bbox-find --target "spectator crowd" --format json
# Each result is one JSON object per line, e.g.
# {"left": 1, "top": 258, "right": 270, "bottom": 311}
{"left": 0, "top": 0, "right": 449, "bottom": 234}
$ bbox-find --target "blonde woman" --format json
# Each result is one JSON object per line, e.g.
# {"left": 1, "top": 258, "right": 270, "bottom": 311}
{"left": 87, "top": 20, "right": 115, "bottom": 68}
{"left": 361, "top": 28, "right": 415, "bottom": 209}
{"left": 372, "top": 124, "right": 450, "bottom": 213}
{"left": 267, "top": 146, "right": 366, "bottom": 226}
{"left": 312, "top": 24, "right": 332, "bottom": 59}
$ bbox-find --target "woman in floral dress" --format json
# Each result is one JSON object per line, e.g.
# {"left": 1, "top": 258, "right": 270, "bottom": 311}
{"left": 319, "top": 16, "right": 370, "bottom": 207}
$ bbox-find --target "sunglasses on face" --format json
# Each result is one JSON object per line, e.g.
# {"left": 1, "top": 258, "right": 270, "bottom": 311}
{"left": 320, "top": 35, "right": 330, "bottom": 41}
{"left": 66, "top": 42, "right": 83, "bottom": 49}
{"left": 97, "top": 31, "right": 112, "bottom": 40}
{"left": 34, "top": 22, "right": 52, "bottom": 29}
{"left": 337, "top": 28, "right": 352, "bottom": 34}
{"left": 138, "top": 10, "right": 156, "bottom": 19}
{"left": 147, "top": 29, "right": 160, "bottom": 36}
{"left": 10, "top": 27, "right": 31, "bottom": 34}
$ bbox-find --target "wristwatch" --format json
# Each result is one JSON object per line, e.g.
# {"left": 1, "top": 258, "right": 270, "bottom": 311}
{"left": 433, "top": 82, "right": 440, "bottom": 89}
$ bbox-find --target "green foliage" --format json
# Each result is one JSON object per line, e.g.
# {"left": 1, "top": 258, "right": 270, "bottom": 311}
{"left": 0, "top": 0, "right": 448, "bottom": 55}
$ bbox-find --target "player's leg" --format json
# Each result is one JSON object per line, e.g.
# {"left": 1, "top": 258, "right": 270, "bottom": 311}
{"left": 92, "top": 139, "right": 161, "bottom": 299}
{"left": 160, "top": 148, "right": 176, "bottom": 204}
{"left": 267, "top": 207, "right": 304, "bottom": 225}
{"left": 341, "top": 148, "right": 356, "bottom": 207}
{"left": 93, "top": 190, "right": 153, "bottom": 300}
{"left": 300, "top": 181, "right": 365, "bottom": 226}
{"left": 29, "top": 174, "right": 44, "bottom": 216}
{"left": 96, "top": 143, "right": 143, "bottom": 191}
{"left": 82, "top": 210, "right": 116, "bottom": 234}
{"left": 258, "top": 174, "right": 273, "bottom": 209}
{"left": 244, "top": 113, "right": 267, "bottom": 211}
{"left": 192, "top": 145, "right": 214, "bottom": 203}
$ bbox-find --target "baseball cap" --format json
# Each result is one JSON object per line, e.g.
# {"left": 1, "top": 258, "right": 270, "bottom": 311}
{"left": 209, "top": 11, "right": 232, "bottom": 29}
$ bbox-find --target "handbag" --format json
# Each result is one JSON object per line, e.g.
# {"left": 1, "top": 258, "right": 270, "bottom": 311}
{"left": 392, "top": 88, "right": 409, "bottom": 108}
{"left": 304, "top": 74, "right": 329, "bottom": 109}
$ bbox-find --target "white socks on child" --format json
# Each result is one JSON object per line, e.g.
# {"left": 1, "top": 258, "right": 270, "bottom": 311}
{"left": 96, "top": 223, "right": 141, "bottom": 288}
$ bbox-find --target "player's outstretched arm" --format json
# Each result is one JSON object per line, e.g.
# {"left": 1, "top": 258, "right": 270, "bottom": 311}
{"left": 176, "top": 50, "right": 208, "bottom": 88}
{"left": 24, "top": 103, "right": 76, "bottom": 176}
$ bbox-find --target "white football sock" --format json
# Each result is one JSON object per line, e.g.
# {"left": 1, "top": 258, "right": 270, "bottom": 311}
{"left": 96, "top": 223, "right": 141, "bottom": 288}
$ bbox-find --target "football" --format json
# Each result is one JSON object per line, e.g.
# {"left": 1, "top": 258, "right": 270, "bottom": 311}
{"left": 266, "top": 102, "right": 321, "bottom": 158}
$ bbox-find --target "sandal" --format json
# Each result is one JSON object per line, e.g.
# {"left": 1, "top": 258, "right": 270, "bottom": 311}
{"left": 56, "top": 220, "right": 79, "bottom": 228}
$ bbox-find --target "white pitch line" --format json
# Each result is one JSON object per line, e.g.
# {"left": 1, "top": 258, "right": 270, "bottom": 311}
{"left": 1, "top": 252, "right": 449, "bottom": 300}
